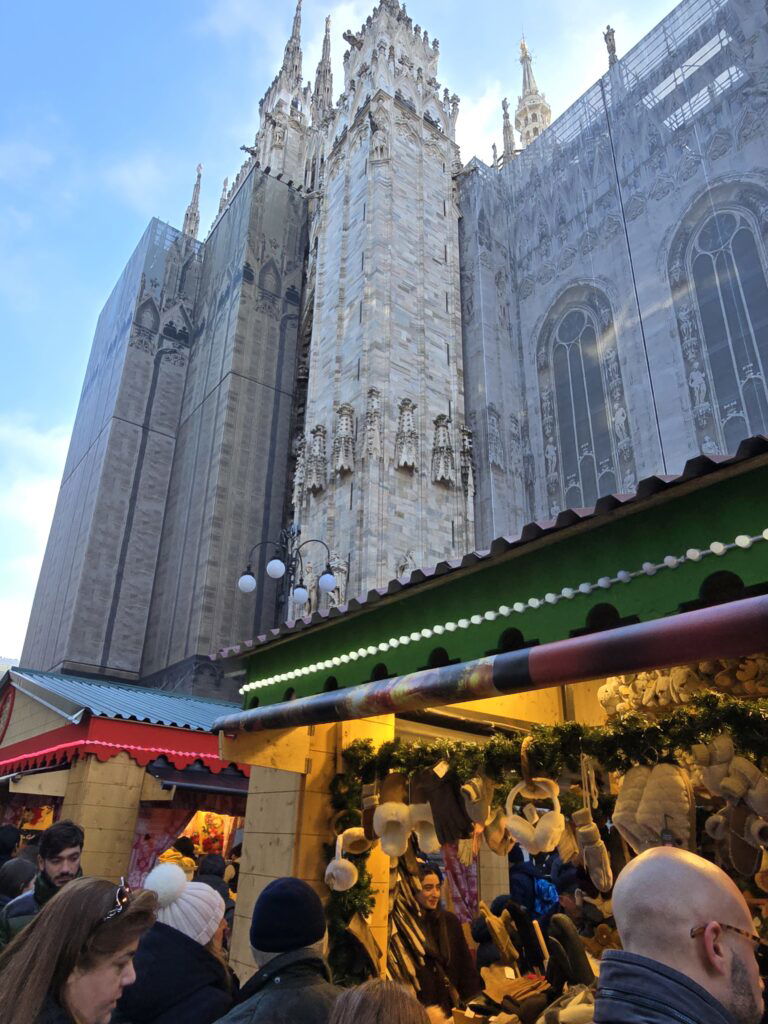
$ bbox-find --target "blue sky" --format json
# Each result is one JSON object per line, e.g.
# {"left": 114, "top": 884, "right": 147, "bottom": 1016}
{"left": 0, "top": 0, "right": 678, "bottom": 659}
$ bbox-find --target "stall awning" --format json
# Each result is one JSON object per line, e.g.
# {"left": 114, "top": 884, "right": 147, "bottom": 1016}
{"left": 0, "top": 671, "right": 249, "bottom": 776}
{"left": 212, "top": 594, "right": 768, "bottom": 735}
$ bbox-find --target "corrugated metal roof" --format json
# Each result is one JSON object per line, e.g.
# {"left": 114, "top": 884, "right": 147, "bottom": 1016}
{"left": 7, "top": 670, "right": 237, "bottom": 733}
{"left": 213, "top": 435, "right": 768, "bottom": 662}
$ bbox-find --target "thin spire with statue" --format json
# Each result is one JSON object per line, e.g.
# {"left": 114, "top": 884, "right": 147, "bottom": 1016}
{"left": 182, "top": 163, "right": 202, "bottom": 239}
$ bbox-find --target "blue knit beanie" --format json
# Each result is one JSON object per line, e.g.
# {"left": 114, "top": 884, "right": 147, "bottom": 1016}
{"left": 250, "top": 877, "right": 326, "bottom": 953}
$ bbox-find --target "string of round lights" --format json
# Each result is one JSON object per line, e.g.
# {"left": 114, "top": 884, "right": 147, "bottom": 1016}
{"left": 239, "top": 528, "right": 768, "bottom": 695}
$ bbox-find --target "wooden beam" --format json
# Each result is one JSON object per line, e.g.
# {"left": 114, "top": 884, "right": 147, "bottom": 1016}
{"left": 140, "top": 773, "right": 175, "bottom": 802}
{"left": 218, "top": 726, "right": 311, "bottom": 774}
{"left": 10, "top": 769, "right": 69, "bottom": 798}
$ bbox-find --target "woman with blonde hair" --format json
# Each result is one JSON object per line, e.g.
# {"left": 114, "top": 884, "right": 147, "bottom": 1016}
{"left": 0, "top": 875, "right": 156, "bottom": 1024}
{"left": 328, "top": 979, "right": 450, "bottom": 1024}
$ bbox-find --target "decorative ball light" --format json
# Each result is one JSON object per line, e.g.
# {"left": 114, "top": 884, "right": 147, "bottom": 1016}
{"left": 238, "top": 572, "right": 257, "bottom": 594}
{"left": 266, "top": 558, "right": 287, "bottom": 579}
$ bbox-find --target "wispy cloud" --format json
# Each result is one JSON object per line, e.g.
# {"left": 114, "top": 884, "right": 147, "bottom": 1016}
{"left": 0, "top": 420, "right": 70, "bottom": 658}
{"left": 103, "top": 154, "right": 167, "bottom": 217}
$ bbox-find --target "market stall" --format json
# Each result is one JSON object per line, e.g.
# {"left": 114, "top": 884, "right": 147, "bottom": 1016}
{"left": 0, "top": 670, "right": 248, "bottom": 883}
{"left": 212, "top": 440, "right": 768, "bottom": 1007}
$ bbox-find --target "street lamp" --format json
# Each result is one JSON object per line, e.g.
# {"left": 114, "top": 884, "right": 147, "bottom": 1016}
{"left": 237, "top": 527, "right": 339, "bottom": 610}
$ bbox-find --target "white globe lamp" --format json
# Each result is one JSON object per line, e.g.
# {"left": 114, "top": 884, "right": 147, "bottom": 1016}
{"left": 318, "top": 569, "right": 336, "bottom": 593}
{"left": 238, "top": 571, "right": 257, "bottom": 594}
{"left": 292, "top": 585, "right": 309, "bottom": 605}
{"left": 266, "top": 558, "right": 287, "bottom": 579}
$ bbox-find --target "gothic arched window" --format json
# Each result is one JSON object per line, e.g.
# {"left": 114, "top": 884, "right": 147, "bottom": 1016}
{"left": 668, "top": 183, "right": 768, "bottom": 454}
{"left": 536, "top": 285, "right": 636, "bottom": 517}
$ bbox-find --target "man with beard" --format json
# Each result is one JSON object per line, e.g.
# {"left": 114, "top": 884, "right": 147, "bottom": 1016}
{"left": 0, "top": 819, "right": 84, "bottom": 948}
{"left": 595, "top": 847, "right": 764, "bottom": 1024}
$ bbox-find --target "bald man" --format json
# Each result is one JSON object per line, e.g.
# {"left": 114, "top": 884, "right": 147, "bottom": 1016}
{"left": 595, "top": 847, "right": 764, "bottom": 1024}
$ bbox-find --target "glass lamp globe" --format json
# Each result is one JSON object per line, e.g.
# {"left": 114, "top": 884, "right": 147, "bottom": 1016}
{"left": 292, "top": 585, "right": 309, "bottom": 605}
{"left": 266, "top": 558, "right": 287, "bottom": 579}
{"left": 318, "top": 570, "right": 336, "bottom": 593}
{"left": 238, "top": 572, "right": 257, "bottom": 594}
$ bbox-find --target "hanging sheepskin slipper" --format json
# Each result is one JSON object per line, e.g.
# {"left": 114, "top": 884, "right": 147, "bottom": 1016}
{"left": 341, "top": 826, "right": 374, "bottom": 855}
{"left": 325, "top": 835, "right": 359, "bottom": 892}
{"left": 484, "top": 807, "right": 515, "bottom": 856}
{"left": 462, "top": 776, "right": 495, "bottom": 825}
{"left": 409, "top": 802, "right": 441, "bottom": 854}
{"left": 373, "top": 801, "right": 412, "bottom": 857}
{"left": 505, "top": 778, "right": 565, "bottom": 855}
{"left": 613, "top": 765, "right": 657, "bottom": 853}
{"left": 635, "top": 764, "right": 695, "bottom": 850}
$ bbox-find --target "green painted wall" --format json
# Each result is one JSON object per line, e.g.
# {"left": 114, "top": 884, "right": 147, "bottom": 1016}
{"left": 243, "top": 463, "right": 768, "bottom": 708}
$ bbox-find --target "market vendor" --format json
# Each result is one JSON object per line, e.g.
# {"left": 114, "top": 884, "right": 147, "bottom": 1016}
{"left": 414, "top": 863, "right": 483, "bottom": 1015}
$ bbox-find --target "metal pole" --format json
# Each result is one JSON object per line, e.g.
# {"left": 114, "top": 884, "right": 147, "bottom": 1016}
{"left": 213, "top": 594, "right": 768, "bottom": 735}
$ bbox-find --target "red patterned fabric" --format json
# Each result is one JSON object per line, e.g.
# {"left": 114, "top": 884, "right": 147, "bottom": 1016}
{"left": 127, "top": 807, "right": 195, "bottom": 888}
{"left": 442, "top": 841, "right": 479, "bottom": 924}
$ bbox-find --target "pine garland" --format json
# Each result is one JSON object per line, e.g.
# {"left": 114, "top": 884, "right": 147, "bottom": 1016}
{"left": 341, "top": 693, "right": 768, "bottom": 784}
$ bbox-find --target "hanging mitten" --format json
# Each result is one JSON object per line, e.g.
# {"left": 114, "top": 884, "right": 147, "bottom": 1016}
{"left": 412, "top": 764, "right": 473, "bottom": 845}
{"left": 572, "top": 810, "right": 613, "bottom": 893}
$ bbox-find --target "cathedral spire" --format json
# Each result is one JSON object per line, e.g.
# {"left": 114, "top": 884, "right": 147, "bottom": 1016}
{"left": 520, "top": 39, "right": 538, "bottom": 97}
{"left": 182, "top": 163, "right": 202, "bottom": 239}
{"left": 281, "top": 0, "right": 303, "bottom": 88}
{"left": 515, "top": 39, "right": 551, "bottom": 149}
{"left": 312, "top": 15, "right": 334, "bottom": 124}
{"left": 502, "top": 97, "right": 515, "bottom": 161}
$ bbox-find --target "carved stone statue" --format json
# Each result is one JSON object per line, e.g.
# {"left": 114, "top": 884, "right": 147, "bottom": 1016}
{"left": 460, "top": 426, "right": 474, "bottom": 496}
{"left": 364, "top": 387, "right": 382, "bottom": 459}
{"left": 328, "top": 551, "right": 349, "bottom": 607}
{"left": 688, "top": 362, "right": 708, "bottom": 407}
{"left": 291, "top": 437, "right": 306, "bottom": 511}
{"left": 431, "top": 414, "right": 456, "bottom": 485}
{"left": 701, "top": 434, "right": 720, "bottom": 455}
{"left": 332, "top": 403, "right": 355, "bottom": 475}
{"left": 613, "top": 404, "right": 628, "bottom": 442}
{"left": 545, "top": 439, "right": 558, "bottom": 476}
{"left": 395, "top": 398, "right": 419, "bottom": 469}
{"left": 306, "top": 425, "right": 327, "bottom": 495}
{"left": 395, "top": 550, "right": 417, "bottom": 579}
{"left": 369, "top": 109, "right": 389, "bottom": 161}
{"left": 604, "top": 25, "right": 618, "bottom": 67}
{"left": 487, "top": 405, "right": 505, "bottom": 468}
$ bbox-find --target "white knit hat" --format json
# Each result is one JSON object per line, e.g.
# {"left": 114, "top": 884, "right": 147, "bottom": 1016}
{"left": 144, "top": 862, "right": 224, "bottom": 946}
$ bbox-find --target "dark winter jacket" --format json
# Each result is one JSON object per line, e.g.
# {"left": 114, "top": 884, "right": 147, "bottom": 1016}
{"left": 416, "top": 907, "right": 483, "bottom": 1015}
{"left": 116, "top": 921, "right": 234, "bottom": 1024}
{"left": 36, "top": 996, "right": 75, "bottom": 1023}
{"left": 197, "top": 872, "right": 235, "bottom": 927}
{"left": 0, "top": 870, "right": 61, "bottom": 948}
{"left": 595, "top": 949, "right": 737, "bottom": 1024}
{"left": 214, "top": 949, "right": 342, "bottom": 1024}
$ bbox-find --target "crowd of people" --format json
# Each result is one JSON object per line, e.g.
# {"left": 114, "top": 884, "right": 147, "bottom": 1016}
{"left": 0, "top": 818, "right": 764, "bottom": 1024}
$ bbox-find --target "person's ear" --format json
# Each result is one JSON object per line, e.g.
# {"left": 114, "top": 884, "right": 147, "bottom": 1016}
{"left": 37, "top": 855, "right": 44, "bottom": 874}
{"left": 702, "top": 921, "right": 729, "bottom": 975}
